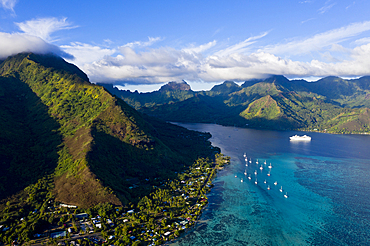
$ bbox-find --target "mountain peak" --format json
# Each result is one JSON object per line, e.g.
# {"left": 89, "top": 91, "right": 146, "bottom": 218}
{"left": 210, "top": 80, "right": 241, "bottom": 94}
{"left": 241, "top": 78, "right": 265, "bottom": 87}
{"left": 159, "top": 80, "right": 192, "bottom": 92}
{"left": 0, "top": 52, "right": 89, "bottom": 82}
{"left": 264, "top": 75, "right": 289, "bottom": 84}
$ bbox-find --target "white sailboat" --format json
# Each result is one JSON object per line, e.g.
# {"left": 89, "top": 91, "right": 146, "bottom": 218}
{"left": 264, "top": 179, "right": 267, "bottom": 184}
{"left": 268, "top": 163, "right": 272, "bottom": 169}
{"left": 259, "top": 165, "right": 263, "bottom": 170}
{"left": 241, "top": 178, "right": 243, "bottom": 183}
{"left": 255, "top": 179, "right": 258, "bottom": 185}
{"left": 267, "top": 185, "right": 270, "bottom": 190}
{"left": 284, "top": 192, "right": 288, "bottom": 198}
{"left": 274, "top": 181, "right": 278, "bottom": 186}
{"left": 279, "top": 186, "right": 283, "bottom": 192}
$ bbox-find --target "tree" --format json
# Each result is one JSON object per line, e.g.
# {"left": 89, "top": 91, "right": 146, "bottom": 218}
{"left": 132, "top": 241, "right": 141, "bottom": 246}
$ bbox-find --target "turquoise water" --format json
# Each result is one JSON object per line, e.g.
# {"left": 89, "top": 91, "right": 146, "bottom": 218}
{"left": 170, "top": 123, "right": 370, "bottom": 246}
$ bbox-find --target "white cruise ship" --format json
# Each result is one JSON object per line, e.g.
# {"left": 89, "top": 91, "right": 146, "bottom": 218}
{"left": 289, "top": 135, "right": 311, "bottom": 141}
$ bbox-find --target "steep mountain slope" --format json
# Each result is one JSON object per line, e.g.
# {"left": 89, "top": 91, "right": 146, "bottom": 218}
{"left": 0, "top": 53, "right": 214, "bottom": 210}
{"left": 0, "top": 75, "right": 60, "bottom": 200}
{"left": 101, "top": 80, "right": 195, "bottom": 110}
{"left": 240, "top": 95, "right": 281, "bottom": 120}
{"left": 103, "top": 75, "right": 370, "bottom": 133}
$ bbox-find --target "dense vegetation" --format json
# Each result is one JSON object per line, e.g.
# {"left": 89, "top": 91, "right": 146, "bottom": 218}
{"left": 0, "top": 53, "right": 218, "bottom": 244}
{"left": 103, "top": 75, "right": 370, "bottom": 134}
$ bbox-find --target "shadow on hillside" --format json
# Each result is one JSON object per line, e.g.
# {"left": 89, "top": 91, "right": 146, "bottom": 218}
{"left": 0, "top": 76, "right": 62, "bottom": 200}
{"left": 87, "top": 128, "right": 178, "bottom": 204}
{"left": 87, "top": 117, "right": 217, "bottom": 204}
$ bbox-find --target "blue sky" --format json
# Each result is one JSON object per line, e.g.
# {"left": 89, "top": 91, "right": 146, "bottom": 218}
{"left": 1, "top": 0, "right": 370, "bottom": 91}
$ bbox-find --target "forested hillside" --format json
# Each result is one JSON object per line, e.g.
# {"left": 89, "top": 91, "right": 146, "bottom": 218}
{"left": 103, "top": 75, "right": 370, "bottom": 133}
{"left": 0, "top": 53, "right": 215, "bottom": 209}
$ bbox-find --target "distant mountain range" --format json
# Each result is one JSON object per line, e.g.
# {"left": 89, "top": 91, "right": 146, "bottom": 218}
{"left": 0, "top": 53, "right": 214, "bottom": 210}
{"left": 101, "top": 75, "right": 370, "bottom": 134}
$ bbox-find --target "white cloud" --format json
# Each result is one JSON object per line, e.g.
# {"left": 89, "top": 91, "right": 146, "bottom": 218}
{"left": 214, "top": 32, "right": 268, "bottom": 57}
{"left": 123, "top": 36, "right": 162, "bottom": 48}
{"left": 0, "top": 0, "right": 17, "bottom": 11}
{"left": 0, "top": 32, "right": 72, "bottom": 59}
{"left": 346, "top": 2, "right": 355, "bottom": 10}
{"left": 354, "top": 37, "right": 370, "bottom": 45}
{"left": 315, "top": 43, "right": 370, "bottom": 76}
{"left": 6, "top": 19, "right": 364, "bottom": 87}
{"left": 318, "top": 1, "right": 336, "bottom": 14}
{"left": 61, "top": 42, "right": 116, "bottom": 67}
{"left": 201, "top": 52, "right": 312, "bottom": 82}
{"left": 182, "top": 40, "right": 217, "bottom": 54}
{"left": 84, "top": 46, "right": 203, "bottom": 83}
{"left": 262, "top": 21, "right": 370, "bottom": 56}
{"left": 301, "top": 18, "right": 316, "bottom": 24}
{"left": 82, "top": 34, "right": 370, "bottom": 85}
{"left": 15, "top": 17, "right": 77, "bottom": 42}
{"left": 81, "top": 23, "right": 370, "bottom": 84}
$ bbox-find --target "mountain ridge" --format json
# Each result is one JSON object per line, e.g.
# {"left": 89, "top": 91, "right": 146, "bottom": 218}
{"left": 102, "top": 75, "right": 370, "bottom": 133}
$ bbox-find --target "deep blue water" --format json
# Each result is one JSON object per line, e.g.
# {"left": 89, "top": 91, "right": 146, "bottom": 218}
{"left": 170, "top": 123, "right": 370, "bottom": 246}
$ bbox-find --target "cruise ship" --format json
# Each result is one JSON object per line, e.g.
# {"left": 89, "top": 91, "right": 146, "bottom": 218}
{"left": 289, "top": 135, "right": 311, "bottom": 141}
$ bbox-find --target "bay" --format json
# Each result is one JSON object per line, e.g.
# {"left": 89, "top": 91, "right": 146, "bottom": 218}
{"left": 170, "top": 123, "right": 370, "bottom": 246}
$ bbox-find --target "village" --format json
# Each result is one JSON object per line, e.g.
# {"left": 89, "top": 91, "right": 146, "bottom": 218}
{"left": 0, "top": 154, "right": 230, "bottom": 245}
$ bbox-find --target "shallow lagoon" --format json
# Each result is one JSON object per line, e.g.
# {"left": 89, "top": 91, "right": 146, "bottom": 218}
{"left": 170, "top": 123, "right": 370, "bottom": 246}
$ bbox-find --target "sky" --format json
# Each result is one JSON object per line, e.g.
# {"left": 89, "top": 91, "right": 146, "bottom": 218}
{"left": 1, "top": 0, "right": 370, "bottom": 91}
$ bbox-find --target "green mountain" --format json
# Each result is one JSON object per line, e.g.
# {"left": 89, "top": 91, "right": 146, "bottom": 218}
{"left": 100, "top": 80, "right": 195, "bottom": 110}
{"left": 0, "top": 53, "right": 215, "bottom": 212}
{"left": 102, "top": 75, "right": 370, "bottom": 133}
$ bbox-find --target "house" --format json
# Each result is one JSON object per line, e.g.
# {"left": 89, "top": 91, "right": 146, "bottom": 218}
{"left": 75, "top": 213, "right": 88, "bottom": 220}
{"left": 59, "top": 203, "right": 77, "bottom": 208}
{"left": 179, "top": 220, "right": 188, "bottom": 225}
{"left": 50, "top": 230, "right": 66, "bottom": 238}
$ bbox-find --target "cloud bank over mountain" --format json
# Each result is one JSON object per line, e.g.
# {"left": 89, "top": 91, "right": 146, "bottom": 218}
{"left": 1, "top": 12, "right": 370, "bottom": 86}
{"left": 74, "top": 21, "right": 370, "bottom": 84}
{"left": 0, "top": 17, "right": 75, "bottom": 60}
{"left": 0, "top": 32, "right": 73, "bottom": 59}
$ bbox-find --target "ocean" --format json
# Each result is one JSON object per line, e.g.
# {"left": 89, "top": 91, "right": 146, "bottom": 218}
{"left": 170, "top": 123, "right": 370, "bottom": 246}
